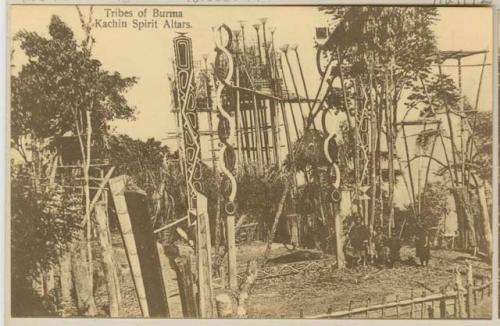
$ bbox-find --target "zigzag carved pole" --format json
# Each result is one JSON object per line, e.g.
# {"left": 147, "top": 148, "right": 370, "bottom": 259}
{"left": 173, "top": 33, "right": 215, "bottom": 317}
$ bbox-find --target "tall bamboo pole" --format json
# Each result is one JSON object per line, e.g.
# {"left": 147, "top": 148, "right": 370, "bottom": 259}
{"left": 368, "top": 63, "right": 377, "bottom": 230}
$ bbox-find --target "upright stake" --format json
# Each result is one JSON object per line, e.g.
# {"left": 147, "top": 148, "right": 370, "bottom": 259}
{"left": 466, "top": 262, "right": 473, "bottom": 318}
{"left": 283, "top": 45, "right": 307, "bottom": 128}
{"left": 196, "top": 194, "right": 216, "bottom": 317}
{"left": 293, "top": 46, "right": 314, "bottom": 124}
{"left": 439, "top": 288, "right": 447, "bottom": 319}
{"left": 253, "top": 24, "right": 262, "bottom": 65}
{"left": 95, "top": 201, "right": 120, "bottom": 317}
{"left": 227, "top": 214, "right": 237, "bottom": 290}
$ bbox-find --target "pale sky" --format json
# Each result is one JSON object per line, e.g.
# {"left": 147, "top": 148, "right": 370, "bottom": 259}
{"left": 9, "top": 6, "right": 492, "bottom": 140}
{"left": 9, "top": 5, "right": 493, "bottom": 213}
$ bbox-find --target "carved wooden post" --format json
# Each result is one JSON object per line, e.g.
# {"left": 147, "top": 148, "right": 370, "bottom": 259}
{"left": 213, "top": 24, "right": 239, "bottom": 294}
{"left": 174, "top": 32, "right": 215, "bottom": 318}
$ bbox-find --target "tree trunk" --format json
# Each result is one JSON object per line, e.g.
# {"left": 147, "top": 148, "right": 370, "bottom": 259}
{"left": 263, "top": 181, "right": 289, "bottom": 263}
{"left": 386, "top": 115, "right": 395, "bottom": 237}
{"left": 477, "top": 182, "right": 492, "bottom": 261}
{"left": 95, "top": 202, "right": 121, "bottom": 317}
{"left": 42, "top": 267, "right": 55, "bottom": 297}
{"left": 70, "top": 230, "right": 97, "bottom": 316}
{"left": 368, "top": 67, "right": 377, "bottom": 234}
{"left": 58, "top": 251, "right": 73, "bottom": 316}
{"left": 452, "top": 187, "right": 477, "bottom": 250}
{"left": 84, "top": 109, "right": 93, "bottom": 298}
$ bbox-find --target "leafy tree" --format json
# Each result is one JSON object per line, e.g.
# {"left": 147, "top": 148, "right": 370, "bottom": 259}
{"left": 11, "top": 166, "right": 79, "bottom": 316}
{"left": 471, "top": 111, "right": 492, "bottom": 183}
{"left": 319, "top": 7, "right": 439, "bottom": 235}
{"left": 418, "top": 181, "right": 449, "bottom": 231}
{"left": 12, "top": 15, "right": 136, "bottom": 147}
{"left": 11, "top": 14, "right": 136, "bottom": 315}
{"left": 407, "top": 67, "right": 492, "bottom": 254}
{"left": 107, "top": 135, "right": 170, "bottom": 194}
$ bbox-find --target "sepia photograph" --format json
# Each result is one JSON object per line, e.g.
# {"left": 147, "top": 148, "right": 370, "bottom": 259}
{"left": 7, "top": 4, "right": 494, "bottom": 320}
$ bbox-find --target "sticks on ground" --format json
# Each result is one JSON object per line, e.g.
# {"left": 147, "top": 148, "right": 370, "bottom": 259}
{"left": 236, "top": 260, "right": 259, "bottom": 318}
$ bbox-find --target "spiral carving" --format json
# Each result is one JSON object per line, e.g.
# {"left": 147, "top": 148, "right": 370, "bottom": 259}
{"left": 214, "top": 25, "right": 237, "bottom": 213}
{"left": 317, "top": 44, "right": 341, "bottom": 203}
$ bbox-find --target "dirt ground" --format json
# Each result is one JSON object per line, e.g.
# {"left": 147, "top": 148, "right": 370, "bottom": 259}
{"left": 92, "top": 237, "right": 491, "bottom": 319}
{"left": 243, "top": 242, "right": 492, "bottom": 319}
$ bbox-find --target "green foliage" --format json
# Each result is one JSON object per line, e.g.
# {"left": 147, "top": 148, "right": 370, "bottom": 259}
{"left": 107, "top": 135, "right": 170, "bottom": 194}
{"left": 10, "top": 15, "right": 137, "bottom": 315}
{"left": 236, "top": 163, "right": 287, "bottom": 230}
{"left": 11, "top": 166, "right": 79, "bottom": 315}
{"left": 11, "top": 15, "right": 136, "bottom": 146}
{"left": 320, "top": 7, "right": 438, "bottom": 82}
{"left": 472, "top": 111, "right": 492, "bottom": 182}
{"left": 415, "top": 128, "right": 439, "bottom": 152}
{"left": 420, "top": 182, "right": 449, "bottom": 230}
{"left": 406, "top": 73, "right": 461, "bottom": 118}
{"left": 287, "top": 129, "right": 329, "bottom": 172}
{"left": 398, "top": 182, "right": 448, "bottom": 241}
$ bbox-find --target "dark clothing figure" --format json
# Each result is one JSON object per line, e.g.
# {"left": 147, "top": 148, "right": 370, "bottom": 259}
{"left": 373, "top": 231, "right": 389, "bottom": 266}
{"left": 416, "top": 230, "right": 431, "bottom": 267}
{"left": 343, "top": 242, "right": 356, "bottom": 268}
{"left": 349, "top": 222, "right": 370, "bottom": 266}
{"left": 388, "top": 236, "right": 401, "bottom": 268}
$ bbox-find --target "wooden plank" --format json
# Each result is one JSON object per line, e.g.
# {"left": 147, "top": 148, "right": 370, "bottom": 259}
{"left": 124, "top": 190, "right": 170, "bottom": 317}
{"left": 95, "top": 202, "right": 120, "bottom": 317}
{"left": 109, "top": 176, "right": 149, "bottom": 317}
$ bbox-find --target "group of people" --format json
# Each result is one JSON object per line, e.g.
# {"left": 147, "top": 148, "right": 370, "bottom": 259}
{"left": 343, "top": 217, "right": 431, "bottom": 268}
